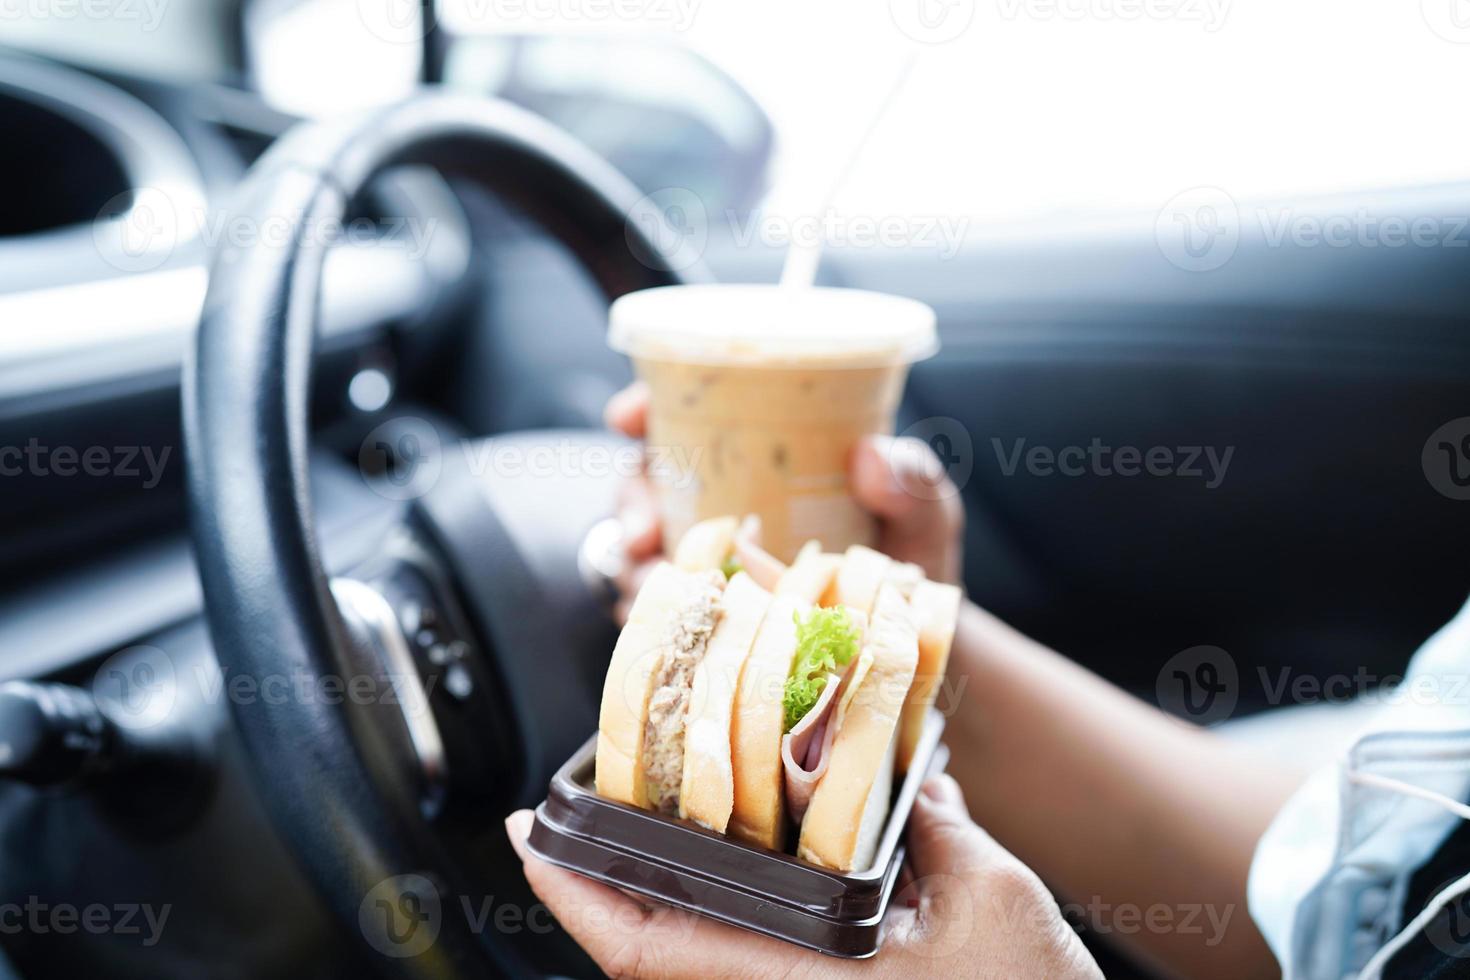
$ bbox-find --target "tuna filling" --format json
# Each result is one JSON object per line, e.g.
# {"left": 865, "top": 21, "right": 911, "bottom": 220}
{"left": 641, "top": 581, "right": 723, "bottom": 813}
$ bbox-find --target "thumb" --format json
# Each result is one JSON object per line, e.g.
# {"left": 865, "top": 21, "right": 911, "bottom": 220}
{"left": 905, "top": 773, "right": 1002, "bottom": 882}
{"left": 850, "top": 435, "right": 964, "bottom": 584}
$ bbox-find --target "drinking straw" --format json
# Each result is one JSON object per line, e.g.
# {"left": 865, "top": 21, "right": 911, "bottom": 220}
{"left": 778, "top": 51, "right": 920, "bottom": 289}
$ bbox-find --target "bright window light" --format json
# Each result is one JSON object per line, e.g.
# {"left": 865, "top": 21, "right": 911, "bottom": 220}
{"left": 440, "top": 0, "right": 1470, "bottom": 223}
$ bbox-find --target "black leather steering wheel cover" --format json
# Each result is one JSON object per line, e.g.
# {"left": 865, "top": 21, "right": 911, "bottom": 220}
{"left": 184, "top": 95, "right": 700, "bottom": 978}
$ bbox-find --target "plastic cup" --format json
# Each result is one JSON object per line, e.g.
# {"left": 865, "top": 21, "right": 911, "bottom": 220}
{"left": 608, "top": 284, "right": 938, "bottom": 563}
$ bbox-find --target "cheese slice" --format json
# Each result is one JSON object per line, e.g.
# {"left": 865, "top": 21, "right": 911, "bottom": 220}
{"left": 680, "top": 573, "right": 772, "bottom": 831}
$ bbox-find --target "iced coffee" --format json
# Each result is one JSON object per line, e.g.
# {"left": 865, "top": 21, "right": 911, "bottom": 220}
{"left": 607, "top": 285, "right": 937, "bottom": 562}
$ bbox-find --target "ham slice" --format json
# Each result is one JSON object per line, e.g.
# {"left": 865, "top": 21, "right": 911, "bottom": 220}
{"left": 733, "top": 515, "right": 787, "bottom": 591}
{"left": 780, "top": 658, "right": 862, "bottom": 822}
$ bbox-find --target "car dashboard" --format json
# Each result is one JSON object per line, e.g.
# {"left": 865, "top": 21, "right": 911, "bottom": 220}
{"left": 0, "top": 49, "right": 491, "bottom": 980}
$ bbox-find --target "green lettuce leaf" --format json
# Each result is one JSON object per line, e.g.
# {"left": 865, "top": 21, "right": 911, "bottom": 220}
{"left": 782, "top": 607, "right": 861, "bottom": 732}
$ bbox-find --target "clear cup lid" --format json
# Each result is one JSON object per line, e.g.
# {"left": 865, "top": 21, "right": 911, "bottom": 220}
{"left": 608, "top": 284, "right": 938, "bottom": 368}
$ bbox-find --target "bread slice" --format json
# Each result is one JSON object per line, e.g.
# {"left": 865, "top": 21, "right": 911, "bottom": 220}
{"left": 797, "top": 584, "right": 919, "bottom": 871}
{"left": 896, "top": 579, "right": 963, "bottom": 772}
{"left": 728, "top": 592, "right": 805, "bottom": 849}
{"left": 680, "top": 573, "right": 772, "bottom": 831}
{"left": 595, "top": 563, "right": 723, "bottom": 809}
{"left": 673, "top": 515, "right": 739, "bottom": 572}
{"left": 775, "top": 543, "right": 841, "bottom": 605}
{"left": 831, "top": 545, "right": 891, "bottom": 614}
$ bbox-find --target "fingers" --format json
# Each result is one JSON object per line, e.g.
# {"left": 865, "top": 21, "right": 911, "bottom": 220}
{"left": 606, "top": 383, "right": 661, "bottom": 625}
{"left": 605, "top": 382, "right": 650, "bottom": 439}
{"left": 850, "top": 435, "right": 964, "bottom": 584}
{"left": 617, "top": 475, "right": 662, "bottom": 563}
{"left": 505, "top": 810, "right": 806, "bottom": 980}
{"left": 613, "top": 560, "right": 659, "bottom": 626}
{"left": 611, "top": 474, "right": 663, "bottom": 624}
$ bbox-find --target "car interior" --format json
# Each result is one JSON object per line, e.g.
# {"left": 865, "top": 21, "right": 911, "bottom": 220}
{"left": 1, "top": 1, "right": 1468, "bottom": 977}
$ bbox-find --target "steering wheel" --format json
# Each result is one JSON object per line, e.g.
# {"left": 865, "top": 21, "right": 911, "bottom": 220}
{"left": 183, "top": 95, "right": 701, "bottom": 978}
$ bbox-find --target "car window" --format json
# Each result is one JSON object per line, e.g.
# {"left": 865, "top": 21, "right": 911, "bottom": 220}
{"left": 442, "top": 0, "right": 1470, "bottom": 224}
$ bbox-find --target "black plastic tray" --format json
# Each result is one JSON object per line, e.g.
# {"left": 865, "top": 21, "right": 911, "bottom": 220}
{"left": 527, "top": 708, "right": 947, "bottom": 958}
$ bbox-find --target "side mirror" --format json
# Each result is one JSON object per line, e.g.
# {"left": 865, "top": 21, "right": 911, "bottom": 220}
{"left": 443, "top": 33, "right": 775, "bottom": 215}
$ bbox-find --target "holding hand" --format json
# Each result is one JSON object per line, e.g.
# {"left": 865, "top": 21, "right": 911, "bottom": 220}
{"left": 504, "top": 773, "right": 1101, "bottom": 979}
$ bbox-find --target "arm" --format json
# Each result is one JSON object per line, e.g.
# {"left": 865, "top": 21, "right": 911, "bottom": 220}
{"left": 607, "top": 383, "right": 1302, "bottom": 977}
{"left": 944, "top": 602, "right": 1300, "bottom": 978}
{"left": 848, "top": 429, "right": 1300, "bottom": 976}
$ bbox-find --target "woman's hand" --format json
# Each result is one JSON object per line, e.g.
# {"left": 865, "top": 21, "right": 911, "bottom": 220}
{"left": 504, "top": 773, "right": 1101, "bottom": 979}
{"left": 604, "top": 382, "right": 965, "bottom": 621}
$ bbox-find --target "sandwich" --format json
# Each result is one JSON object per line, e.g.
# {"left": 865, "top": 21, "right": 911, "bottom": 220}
{"left": 596, "top": 563, "right": 770, "bottom": 826}
{"left": 732, "top": 581, "right": 918, "bottom": 869}
{"left": 797, "top": 584, "right": 918, "bottom": 870}
{"left": 594, "top": 520, "right": 950, "bottom": 872}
